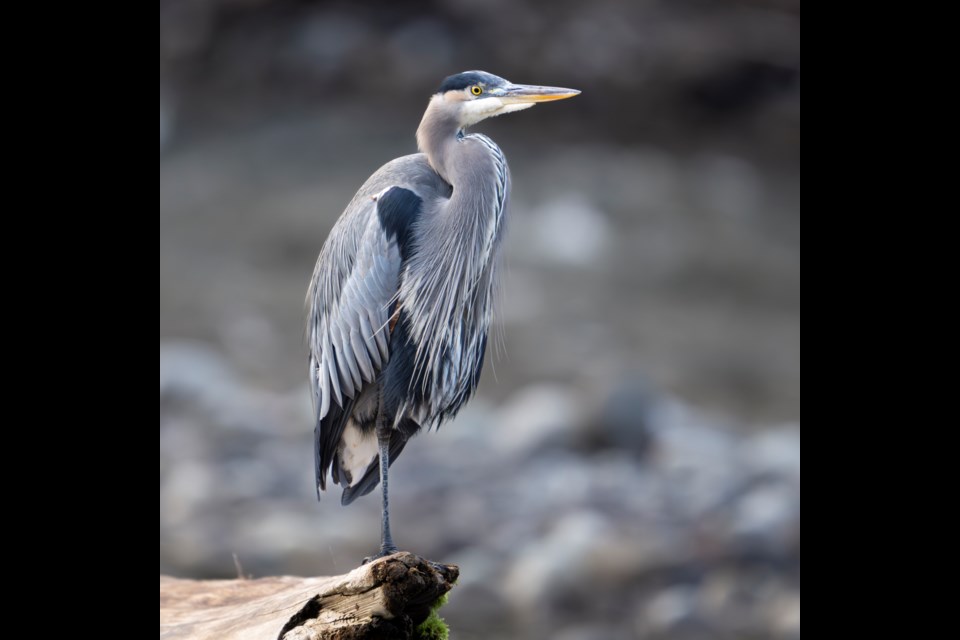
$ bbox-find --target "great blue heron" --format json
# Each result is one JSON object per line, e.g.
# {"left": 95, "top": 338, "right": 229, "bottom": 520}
{"left": 306, "top": 70, "right": 579, "bottom": 559}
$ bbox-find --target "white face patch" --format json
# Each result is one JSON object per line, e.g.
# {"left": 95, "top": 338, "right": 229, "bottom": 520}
{"left": 460, "top": 97, "right": 535, "bottom": 126}
{"left": 339, "top": 421, "right": 379, "bottom": 487}
{"left": 498, "top": 103, "right": 536, "bottom": 115}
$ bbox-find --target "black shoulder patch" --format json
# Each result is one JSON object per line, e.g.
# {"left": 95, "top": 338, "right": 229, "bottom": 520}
{"left": 376, "top": 186, "right": 422, "bottom": 262}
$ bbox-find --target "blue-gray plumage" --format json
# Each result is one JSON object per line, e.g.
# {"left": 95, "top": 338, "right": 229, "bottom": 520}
{"left": 306, "top": 70, "right": 579, "bottom": 559}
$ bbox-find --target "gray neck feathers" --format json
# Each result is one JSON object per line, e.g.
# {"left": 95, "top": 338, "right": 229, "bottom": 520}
{"left": 416, "top": 97, "right": 460, "bottom": 183}
{"left": 403, "top": 100, "right": 508, "bottom": 426}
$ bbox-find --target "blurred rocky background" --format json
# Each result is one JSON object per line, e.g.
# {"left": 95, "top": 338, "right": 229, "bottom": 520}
{"left": 160, "top": 1, "right": 800, "bottom": 638}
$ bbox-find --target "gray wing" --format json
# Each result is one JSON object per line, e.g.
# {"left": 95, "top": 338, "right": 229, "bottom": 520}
{"left": 307, "top": 196, "right": 399, "bottom": 423}
{"left": 306, "top": 183, "right": 426, "bottom": 495}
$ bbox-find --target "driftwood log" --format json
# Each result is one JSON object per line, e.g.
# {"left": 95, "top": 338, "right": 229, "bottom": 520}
{"left": 159, "top": 552, "right": 458, "bottom": 640}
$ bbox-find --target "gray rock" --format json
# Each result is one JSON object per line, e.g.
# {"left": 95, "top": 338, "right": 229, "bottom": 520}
{"left": 489, "top": 384, "right": 583, "bottom": 457}
{"left": 638, "top": 586, "right": 699, "bottom": 632}
{"left": 521, "top": 193, "right": 613, "bottom": 268}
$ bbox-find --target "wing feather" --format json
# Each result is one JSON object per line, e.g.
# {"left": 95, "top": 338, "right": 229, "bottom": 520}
{"left": 307, "top": 186, "right": 424, "bottom": 495}
{"left": 357, "top": 309, "right": 381, "bottom": 371}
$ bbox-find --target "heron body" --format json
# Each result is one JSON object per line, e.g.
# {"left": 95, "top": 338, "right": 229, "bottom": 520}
{"left": 306, "top": 71, "right": 579, "bottom": 558}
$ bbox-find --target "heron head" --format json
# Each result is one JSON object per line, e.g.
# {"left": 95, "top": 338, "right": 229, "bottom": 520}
{"left": 433, "top": 70, "right": 580, "bottom": 128}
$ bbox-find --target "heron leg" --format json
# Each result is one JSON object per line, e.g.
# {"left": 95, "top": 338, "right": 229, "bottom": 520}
{"left": 376, "top": 423, "right": 399, "bottom": 556}
{"left": 364, "top": 392, "right": 398, "bottom": 563}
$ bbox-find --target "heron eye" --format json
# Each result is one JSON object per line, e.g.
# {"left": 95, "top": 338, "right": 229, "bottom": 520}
{"left": 470, "top": 85, "right": 483, "bottom": 96}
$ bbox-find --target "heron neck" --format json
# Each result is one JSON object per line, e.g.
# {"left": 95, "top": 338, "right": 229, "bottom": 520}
{"left": 416, "top": 99, "right": 463, "bottom": 184}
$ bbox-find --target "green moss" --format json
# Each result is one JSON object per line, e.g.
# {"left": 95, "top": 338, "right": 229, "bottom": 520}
{"left": 415, "top": 593, "right": 450, "bottom": 640}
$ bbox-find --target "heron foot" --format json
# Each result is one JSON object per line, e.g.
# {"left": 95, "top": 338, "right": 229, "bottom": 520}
{"left": 362, "top": 546, "right": 400, "bottom": 565}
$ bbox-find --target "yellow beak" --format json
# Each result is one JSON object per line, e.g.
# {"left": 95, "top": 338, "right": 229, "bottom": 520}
{"left": 498, "top": 84, "right": 581, "bottom": 104}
